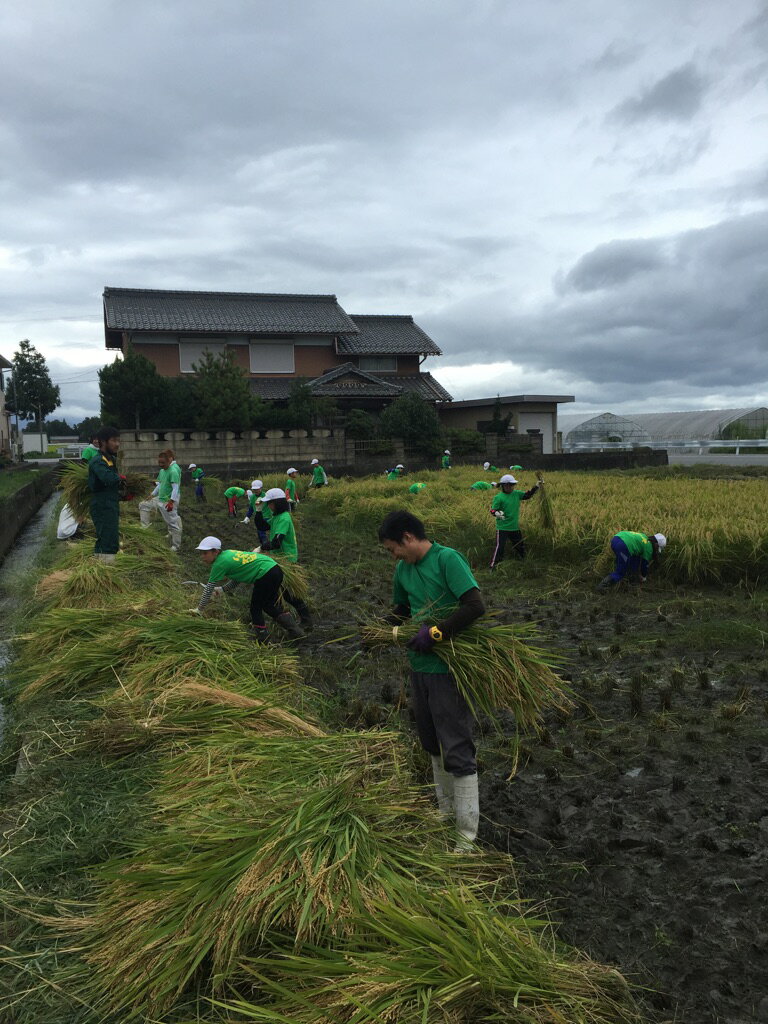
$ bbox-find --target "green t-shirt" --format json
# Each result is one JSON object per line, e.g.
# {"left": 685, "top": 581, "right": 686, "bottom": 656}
{"left": 269, "top": 509, "right": 298, "bottom": 562}
{"left": 248, "top": 490, "right": 263, "bottom": 511}
{"left": 615, "top": 531, "right": 653, "bottom": 561}
{"left": 81, "top": 445, "right": 98, "bottom": 462}
{"left": 208, "top": 550, "right": 278, "bottom": 585}
{"left": 157, "top": 462, "right": 181, "bottom": 502}
{"left": 224, "top": 486, "right": 246, "bottom": 499}
{"left": 490, "top": 489, "right": 529, "bottom": 530}
{"left": 284, "top": 478, "right": 297, "bottom": 500}
{"left": 392, "top": 542, "right": 478, "bottom": 674}
{"left": 485, "top": 465, "right": 499, "bottom": 472}
{"left": 441, "top": 455, "right": 451, "bottom": 469}
{"left": 386, "top": 469, "right": 402, "bottom": 481}
{"left": 311, "top": 465, "right": 326, "bottom": 485}
{"left": 192, "top": 467, "right": 205, "bottom": 480}
{"left": 470, "top": 481, "right": 493, "bottom": 490}
{"left": 408, "top": 482, "right": 427, "bottom": 494}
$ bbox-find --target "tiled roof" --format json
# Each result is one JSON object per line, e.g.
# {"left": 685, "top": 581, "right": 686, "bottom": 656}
{"left": 103, "top": 287, "right": 359, "bottom": 336}
{"left": 393, "top": 373, "right": 453, "bottom": 402}
{"left": 307, "top": 362, "right": 403, "bottom": 397}
{"left": 249, "top": 368, "right": 452, "bottom": 402}
{"left": 338, "top": 315, "right": 442, "bottom": 355}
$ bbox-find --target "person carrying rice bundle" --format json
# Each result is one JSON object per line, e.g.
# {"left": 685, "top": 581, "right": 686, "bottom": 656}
{"left": 254, "top": 488, "right": 312, "bottom": 631}
{"left": 87, "top": 426, "right": 121, "bottom": 562}
{"left": 378, "top": 509, "right": 486, "bottom": 850}
{"left": 284, "top": 467, "right": 300, "bottom": 511}
{"left": 598, "top": 531, "right": 667, "bottom": 589}
{"left": 308, "top": 457, "right": 327, "bottom": 488}
{"left": 189, "top": 463, "right": 206, "bottom": 502}
{"left": 191, "top": 536, "right": 304, "bottom": 641}
{"left": 489, "top": 473, "right": 539, "bottom": 570}
{"left": 224, "top": 483, "right": 246, "bottom": 518}
{"left": 139, "top": 449, "right": 183, "bottom": 552}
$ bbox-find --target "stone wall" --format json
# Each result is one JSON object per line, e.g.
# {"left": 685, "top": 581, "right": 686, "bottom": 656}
{"left": 0, "top": 468, "right": 58, "bottom": 564}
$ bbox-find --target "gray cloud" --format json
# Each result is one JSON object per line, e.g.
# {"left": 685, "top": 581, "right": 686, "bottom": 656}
{"left": 561, "top": 239, "right": 668, "bottom": 292}
{"left": 609, "top": 63, "right": 709, "bottom": 124}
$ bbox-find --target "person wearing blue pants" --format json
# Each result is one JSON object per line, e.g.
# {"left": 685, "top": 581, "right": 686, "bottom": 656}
{"left": 598, "top": 531, "right": 666, "bottom": 588}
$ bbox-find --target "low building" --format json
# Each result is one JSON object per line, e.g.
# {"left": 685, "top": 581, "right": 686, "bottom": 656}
{"left": 438, "top": 394, "right": 575, "bottom": 455}
{"left": 102, "top": 288, "right": 452, "bottom": 412}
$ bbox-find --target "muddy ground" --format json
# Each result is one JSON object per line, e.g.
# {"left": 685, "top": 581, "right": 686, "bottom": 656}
{"left": 178, "top": 493, "right": 768, "bottom": 1024}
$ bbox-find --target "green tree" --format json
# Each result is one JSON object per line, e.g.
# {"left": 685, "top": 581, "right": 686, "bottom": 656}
{"left": 344, "top": 408, "right": 377, "bottom": 440}
{"left": 43, "top": 417, "right": 76, "bottom": 436}
{"left": 8, "top": 339, "right": 61, "bottom": 422}
{"left": 99, "top": 346, "right": 164, "bottom": 429}
{"left": 379, "top": 393, "right": 441, "bottom": 453}
{"left": 192, "top": 348, "right": 251, "bottom": 431}
{"left": 75, "top": 415, "right": 103, "bottom": 442}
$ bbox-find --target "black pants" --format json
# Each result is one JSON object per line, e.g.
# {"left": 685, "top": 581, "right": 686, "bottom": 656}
{"left": 410, "top": 670, "right": 476, "bottom": 776}
{"left": 248, "top": 566, "right": 309, "bottom": 627}
{"left": 490, "top": 529, "right": 525, "bottom": 567}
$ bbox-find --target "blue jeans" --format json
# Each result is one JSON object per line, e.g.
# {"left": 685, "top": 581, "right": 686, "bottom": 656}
{"left": 609, "top": 536, "right": 642, "bottom": 582}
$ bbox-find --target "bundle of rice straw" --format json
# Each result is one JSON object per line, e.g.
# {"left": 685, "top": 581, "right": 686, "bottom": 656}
{"left": 536, "top": 470, "right": 556, "bottom": 533}
{"left": 361, "top": 619, "right": 570, "bottom": 732}
{"left": 59, "top": 461, "right": 153, "bottom": 519}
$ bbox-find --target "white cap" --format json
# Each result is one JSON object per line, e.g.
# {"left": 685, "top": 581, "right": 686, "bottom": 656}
{"left": 287, "top": 467, "right": 298, "bottom": 475}
{"left": 263, "top": 487, "right": 286, "bottom": 502}
{"left": 188, "top": 463, "right": 196, "bottom": 469}
{"left": 500, "top": 474, "right": 517, "bottom": 484}
{"left": 251, "top": 479, "right": 262, "bottom": 490}
{"left": 444, "top": 450, "right": 450, "bottom": 455}
{"left": 195, "top": 535, "right": 222, "bottom": 551}
{"left": 396, "top": 464, "right": 404, "bottom": 469}
{"left": 310, "top": 458, "right": 319, "bottom": 465}
{"left": 653, "top": 533, "right": 667, "bottom": 549}
{"left": 483, "top": 462, "right": 490, "bottom": 470}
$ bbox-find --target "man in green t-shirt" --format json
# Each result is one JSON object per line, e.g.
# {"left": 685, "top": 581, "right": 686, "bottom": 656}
{"left": 489, "top": 473, "right": 539, "bottom": 569}
{"left": 598, "top": 531, "right": 667, "bottom": 588}
{"left": 191, "top": 536, "right": 304, "bottom": 641}
{"left": 378, "top": 509, "right": 486, "bottom": 849}
{"left": 139, "top": 449, "right": 183, "bottom": 551}
{"left": 309, "top": 458, "right": 327, "bottom": 487}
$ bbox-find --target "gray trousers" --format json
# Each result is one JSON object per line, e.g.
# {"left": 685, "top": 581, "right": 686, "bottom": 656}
{"left": 410, "top": 670, "right": 476, "bottom": 776}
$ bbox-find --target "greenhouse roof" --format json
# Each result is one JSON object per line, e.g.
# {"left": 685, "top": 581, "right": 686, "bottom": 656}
{"left": 559, "top": 407, "right": 768, "bottom": 440}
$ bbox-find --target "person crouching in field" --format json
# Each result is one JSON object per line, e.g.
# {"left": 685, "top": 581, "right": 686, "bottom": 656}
{"left": 139, "top": 449, "right": 183, "bottom": 551}
{"left": 254, "top": 487, "right": 313, "bottom": 632}
{"left": 191, "top": 536, "right": 304, "bottom": 641}
{"left": 224, "top": 483, "right": 246, "bottom": 518}
{"left": 598, "top": 531, "right": 667, "bottom": 589}
{"left": 386, "top": 464, "right": 405, "bottom": 480}
{"left": 378, "top": 509, "right": 486, "bottom": 850}
{"left": 489, "top": 473, "right": 539, "bottom": 570}
{"left": 88, "top": 426, "right": 121, "bottom": 562}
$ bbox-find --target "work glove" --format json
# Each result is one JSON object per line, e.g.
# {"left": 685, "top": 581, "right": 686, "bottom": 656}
{"left": 188, "top": 607, "right": 201, "bottom": 615}
{"left": 165, "top": 500, "right": 175, "bottom": 512}
{"left": 246, "top": 489, "right": 253, "bottom": 498}
{"left": 407, "top": 623, "right": 442, "bottom": 653}
{"left": 492, "top": 510, "right": 505, "bottom": 519}
{"left": 241, "top": 516, "right": 250, "bottom": 523}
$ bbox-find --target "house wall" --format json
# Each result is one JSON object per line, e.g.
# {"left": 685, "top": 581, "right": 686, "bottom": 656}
{"left": 438, "top": 402, "right": 561, "bottom": 453}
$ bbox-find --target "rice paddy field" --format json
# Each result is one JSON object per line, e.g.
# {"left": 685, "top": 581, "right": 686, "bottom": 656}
{"left": 1, "top": 462, "right": 767, "bottom": 1023}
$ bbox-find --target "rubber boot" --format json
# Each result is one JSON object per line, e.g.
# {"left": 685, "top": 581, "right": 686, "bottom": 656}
{"left": 249, "top": 623, "right": 270, "bottom": 644}
{"left": 275, "top": 612, "right": 305, "bottom": 640}
{"left": 296, "top": 603, "right": 314, "bottom": 632}
{"left": 597, "top": 575, "right": 617, "bottom": 590}
{"left": 430, "top": 755, "right": 454, "bottom": 820}
{"left": 453, "top": 773, "right": 479, "bottom": 852}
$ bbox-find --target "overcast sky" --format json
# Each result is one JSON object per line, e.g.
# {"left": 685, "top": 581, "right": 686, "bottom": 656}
{"left": 1, "top": 0, "right": 766, "bottom": 424}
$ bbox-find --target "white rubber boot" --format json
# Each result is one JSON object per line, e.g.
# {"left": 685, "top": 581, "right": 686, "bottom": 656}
{"left": 430, "top": 755, "right": 455, "bottom": 820}
{"left": 453, "top": 773, "right": 479, "bottom": 852}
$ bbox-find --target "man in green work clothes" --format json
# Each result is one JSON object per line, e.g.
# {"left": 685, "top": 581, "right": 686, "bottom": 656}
{"left": 87, "top": 426, "right": 121, "bottom": 562}
{"left": 191, "top": 536, "right": 304, "bottom": 641}
{"left": 139, "top": 449, "right": 183, "bottom": 552}
{"left": 309, "top": 458, "right": 327, "bottom": 487}
{"left": 378, "top": 509, "right": 486, "bottom": 850}
{"left": 489, "top": 472, "right": 539, "bottom": 569}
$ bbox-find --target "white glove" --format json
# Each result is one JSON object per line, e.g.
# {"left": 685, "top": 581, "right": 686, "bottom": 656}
{"left": 251, "top": 546, "right": 262, "bottom": 553}
{"left": 246, "top": 489, "right": 253, "bottom": 497}
{"left": 188, "top": 607, "right": 201, "bottom": 615}
{"left": 241, "top": 516, "right": 250, "bottom": 523}
{"left": 493, "top": 510, "right": 505, "bottom": 519}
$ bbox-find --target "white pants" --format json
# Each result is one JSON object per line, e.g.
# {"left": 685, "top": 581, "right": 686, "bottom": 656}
{"left": 138, "top": 497, "right": 182, "bottom": 551}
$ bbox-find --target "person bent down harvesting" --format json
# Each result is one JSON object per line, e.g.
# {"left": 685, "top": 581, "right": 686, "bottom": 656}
{"left": 378, "top": 509, "right": 486, "bottom": 850}
{"left": 599, "top": 531, "right": 666, "bottom": 588}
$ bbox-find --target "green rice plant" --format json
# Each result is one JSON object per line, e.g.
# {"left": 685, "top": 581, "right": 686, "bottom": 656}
{"left": 361, "top": 619, "right": 570, "bottom": 733}
{"left": 221, "top": 883, "right": 638, "bottom": 1024}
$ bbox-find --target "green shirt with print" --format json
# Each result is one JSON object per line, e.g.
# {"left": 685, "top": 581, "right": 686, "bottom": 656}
{"left": 392, "top": 541, "right": 479, "bottom": 674}
{"left": 490, "top": 489, "right": 531, "bottom": 531}
{"left": 208, "top": 550, "right": 278, "bottom": 585}
{"left": 408, "top": 482, "right": 427, "bottom": 494}
{"left": 615, "top": 531, "right": 653, "bottom": 561}
{"left": 157, "top": 462, "right": 181, "bottom": 502}
{"left": 268, "top": 510, "right": 298, "bottom": 562}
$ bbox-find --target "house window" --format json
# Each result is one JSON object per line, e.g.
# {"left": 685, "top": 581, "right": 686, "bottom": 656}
{"left": 359, "top": 356, "right": 397, "bottom": 373}
{"left": 179, "top": 341, "right": 225, "bottom": 373}
{"left": 249, "top": 342, "right": 294, "bottom": 374}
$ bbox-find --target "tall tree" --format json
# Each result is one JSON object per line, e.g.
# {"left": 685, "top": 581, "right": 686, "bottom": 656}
{"left": 192, "top": 348, "right": 251, "bottom": 431}
{"left": 379, "top": 392, "right": 442, "bottom": 453}
{"left": 99, "top": 346, "right": 164, "bottom": 429}
{"left": 8, "top": 339, "right": 61, "bottom": 422}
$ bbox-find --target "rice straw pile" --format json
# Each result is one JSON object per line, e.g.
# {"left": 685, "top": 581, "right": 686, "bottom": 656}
{"left": 59, "top": 460, "right": 152, "bottom": 519}
{"left": 362, "top": 619, "right": 570, "bottom": 732}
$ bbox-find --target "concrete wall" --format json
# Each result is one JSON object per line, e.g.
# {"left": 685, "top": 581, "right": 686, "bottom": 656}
{"left": 0, "top": 468, "right": 58, "bottom": 564}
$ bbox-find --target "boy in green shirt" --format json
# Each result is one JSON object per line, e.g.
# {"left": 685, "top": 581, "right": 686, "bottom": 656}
{"left": 192, "top": 536, "right": 303, "bottom": 641}
{"left": 255, "top": 488, "right": 312, "bottom": 630}
{"left": 489, "top": 473, "right": 539, "bottom": 569}
{"left": 378, "top": 509, "right": 486, "bottom": 849}
{"left": 139, "top": 449, "right": 182, "bottom": 552}
{"left": 386, "top": 464, "right": 405, "bottom": 480}
{"left": 482, "top": 461, "right": 499, "bottom": 472}
{"left": 189, "top": 463, "right": 206, "bottom": 502}
{"left": 81, "top": 433, "right": 100, "bottom": 462}
{"left": 469, "top": 480, "right": 496, "bottom": 491}
{"left": 284, "top": 468, "right": 300, "bottom": 511}
{"left": 309, "top": 458, "right": 327, "bottom": 487}
{"left": 441, "top": 449, "right": 451, "bottom": 469}
{"left": 408, "top": 482, "right": 427, "bottom": 494}
{"left": 224, "top": 484, "right": 246, "bottom": 517}
{"left": 599, "top": 531, "right": 667, "bottom": 588}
